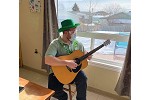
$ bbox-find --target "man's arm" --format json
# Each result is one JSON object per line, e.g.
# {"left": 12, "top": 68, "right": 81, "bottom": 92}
{"left": 45, "top": 55, "right": 77, "bottom": 69}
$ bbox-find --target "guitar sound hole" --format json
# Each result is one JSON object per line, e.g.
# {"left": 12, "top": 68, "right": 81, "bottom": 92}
{"left": 75, "top": 58, "right": 80, "bottom": 64}
{"left": 72, "top": 64, "right": 82, "bottom": 73}
{"left": 71, "top": 58, "right": 81, "bottom": 73}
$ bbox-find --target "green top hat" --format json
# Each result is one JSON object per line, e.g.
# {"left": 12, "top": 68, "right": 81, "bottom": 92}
{"left": 58, "top": 19, "right": 80, "bottom": 32}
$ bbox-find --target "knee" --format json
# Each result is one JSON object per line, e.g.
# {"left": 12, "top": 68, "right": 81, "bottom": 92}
{"left": 82, "top": 74, "right": 87, "bottom": 82}
{"left": 75, "top": 71, "right": 88, "bottom": 84}
{"left": 81, "top": 71, "right": 88, "bottom": 81}
{"left": 79, "top": 73, "right": 87, "bottom": 84}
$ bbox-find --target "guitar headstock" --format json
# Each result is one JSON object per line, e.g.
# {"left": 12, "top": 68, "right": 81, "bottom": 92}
{"left": 103, "top": 39, "right": 111, "bottom": 46}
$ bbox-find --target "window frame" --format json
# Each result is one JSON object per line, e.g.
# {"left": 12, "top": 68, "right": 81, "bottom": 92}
{"left": 55, "top": 0, "right": 130, "bottom": 71}
{"left": 76, "top": 31, "right": 130, "bottom": 71}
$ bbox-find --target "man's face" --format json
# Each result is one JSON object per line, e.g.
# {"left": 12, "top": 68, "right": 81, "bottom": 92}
{"left": 65, "top": 28, "right": 77, "bottom": 41}
{"left": 68, "top": 28, "right": 76, "bottom": 35}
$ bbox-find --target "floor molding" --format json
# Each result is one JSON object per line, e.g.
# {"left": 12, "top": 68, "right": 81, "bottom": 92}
{"left": 87, "top": 86, "right": 129, "bottom": 100}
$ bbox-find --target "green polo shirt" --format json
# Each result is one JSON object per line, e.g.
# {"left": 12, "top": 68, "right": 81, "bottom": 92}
{"left": 45, "top": 36, "right": 85, "bottom": 74}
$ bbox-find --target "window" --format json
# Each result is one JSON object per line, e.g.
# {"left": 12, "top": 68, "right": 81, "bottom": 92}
{"left": 55, "top": 0, "right": 131, "bottom": 69}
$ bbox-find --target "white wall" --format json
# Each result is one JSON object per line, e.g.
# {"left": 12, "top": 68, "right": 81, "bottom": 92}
{"left": 19, "top": 0, "right": 44, "bottom": 71}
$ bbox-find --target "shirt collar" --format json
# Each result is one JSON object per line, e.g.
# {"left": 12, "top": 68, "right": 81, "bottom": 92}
{"left": 58, "top": 36, "right": 69, "bottom": 45}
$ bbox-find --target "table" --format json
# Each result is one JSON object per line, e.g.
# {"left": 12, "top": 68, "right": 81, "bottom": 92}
{"left": 19, "top": 77, "right": 55, "bottom": 100}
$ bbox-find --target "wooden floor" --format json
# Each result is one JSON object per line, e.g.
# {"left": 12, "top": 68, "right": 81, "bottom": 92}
{"left": 19, "top": 67, "right": 129, "bottom": 100}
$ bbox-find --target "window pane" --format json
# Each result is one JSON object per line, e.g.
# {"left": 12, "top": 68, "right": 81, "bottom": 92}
{"left": 76, "top": 37, "right": 91, "bottom": 51}
{"left": 92, "top": 39, "right": 127, "bottom": 63}
{"left": 56, "top": 0, "right": 131, "bottom": 66}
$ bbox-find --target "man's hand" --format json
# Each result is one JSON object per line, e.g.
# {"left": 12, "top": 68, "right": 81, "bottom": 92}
{"left": 65, "top": 60, "right": 77, "bottom": 69}
{"left": 87, "top": 54, "right": 92, "bottom": 60}
{"left": 85, "top": 51, "right": 92, "bottom": 60}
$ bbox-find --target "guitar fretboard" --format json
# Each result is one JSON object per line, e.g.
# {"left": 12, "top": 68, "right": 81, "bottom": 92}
{"left": 79, "top": 44, "right": 105, "bottom": 61}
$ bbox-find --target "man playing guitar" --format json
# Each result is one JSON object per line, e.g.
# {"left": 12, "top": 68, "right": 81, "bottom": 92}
{"left": 45, "top": 19, "right": 92, "bottom": 100}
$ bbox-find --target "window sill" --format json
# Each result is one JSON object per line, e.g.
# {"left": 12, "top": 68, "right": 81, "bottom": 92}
{"left": 88, "top": 59, "right": 123, "bottom": 72}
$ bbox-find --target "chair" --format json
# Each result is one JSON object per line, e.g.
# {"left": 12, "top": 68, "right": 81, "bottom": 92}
{"left": 114, "top": 32, "right": 130, "bottom": 55}
{"left": 63, "top": 84, "right": 76, "bottom": 100}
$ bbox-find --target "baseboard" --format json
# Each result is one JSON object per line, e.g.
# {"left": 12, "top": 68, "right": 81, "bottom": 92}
{"left": 20, "top": 65, "right": 130, "bottom": 100}
{"left": 87, "top": 86, "right": 129, "bottom": 100}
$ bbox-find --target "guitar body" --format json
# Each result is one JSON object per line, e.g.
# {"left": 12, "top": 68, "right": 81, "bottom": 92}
{"left": 51, "top": 50, "right": 88, "bottom": 84}
{"left": 51, "top": 39, "right": 111, "bottom": 84}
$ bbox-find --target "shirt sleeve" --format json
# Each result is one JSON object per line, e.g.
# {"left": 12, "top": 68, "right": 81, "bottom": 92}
{"left": 45, "top": 40, "right": 58, "bottom": 57}
{"left": 78, "top": 41, "right": 85, "bottom": 52}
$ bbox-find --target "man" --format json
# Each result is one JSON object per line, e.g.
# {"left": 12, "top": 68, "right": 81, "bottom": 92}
{"left": 45, "top": 19, "right": 92, "bottom": 100}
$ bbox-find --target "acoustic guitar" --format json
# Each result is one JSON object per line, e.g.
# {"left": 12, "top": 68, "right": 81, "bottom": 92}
{"left": 51, "top": 39, "right": 111, "bottom": 84}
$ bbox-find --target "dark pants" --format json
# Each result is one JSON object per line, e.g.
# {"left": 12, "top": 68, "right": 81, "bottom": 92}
{"left": 48, "top": 71, "right": 87, "bottom": 100}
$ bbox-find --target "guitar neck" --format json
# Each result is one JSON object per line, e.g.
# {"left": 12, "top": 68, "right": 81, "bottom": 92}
{"left": 79, "top": 44, "right": 104, "bottom": 61}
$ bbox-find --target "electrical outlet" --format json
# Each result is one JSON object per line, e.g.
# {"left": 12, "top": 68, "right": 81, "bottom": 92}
{"left": 34, "top": 49, "right": 38, "bottom": 54}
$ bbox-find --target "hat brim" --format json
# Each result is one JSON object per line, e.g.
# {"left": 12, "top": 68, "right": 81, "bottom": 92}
{"left": 58, "top": 23, "right": 80, "bottom": 32}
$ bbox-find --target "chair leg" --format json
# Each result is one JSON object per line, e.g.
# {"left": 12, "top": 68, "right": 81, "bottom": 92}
{"left": 64, "top": 84, "right": 76, "bottom": 100}
{"left": 68, "top": 84, "right": 72, "bottom": 100}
